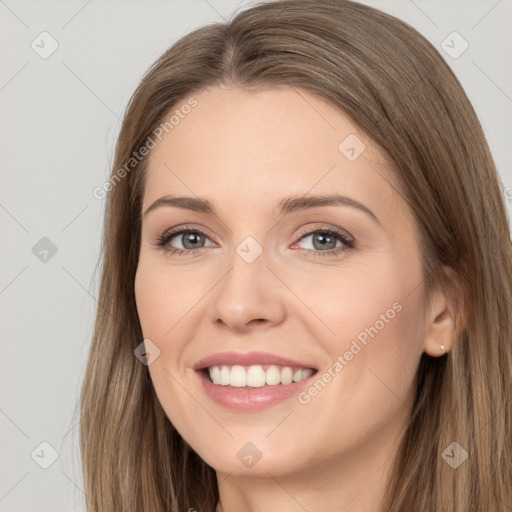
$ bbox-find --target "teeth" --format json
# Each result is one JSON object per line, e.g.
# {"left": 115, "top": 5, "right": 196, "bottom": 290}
{"left": 301, "top": 369, "right": 314, "bottom": 380}
{"left": 266, "top": 365, "right": 281, "bottom": 385}
{"left": 219, "top": 365, "right": 230, "bottom": 385}
{"left": 207, "top": 364, "right": 315, "bottom": 387}
{"left": 281, "top": 366, "right": 294, "bottom": 385}
{"left": 247, "top": 365, "right": 266, "bottom": 387}
{"left": 230, "top": 365, "right": 246, "bottom": 387}
{"left": 211, "top": 365, "right": 221, "bottom": 383}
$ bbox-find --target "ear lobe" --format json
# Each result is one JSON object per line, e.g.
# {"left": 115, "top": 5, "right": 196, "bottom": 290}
{"left": 422, "top": 268, "right": 465, "bottom": 357}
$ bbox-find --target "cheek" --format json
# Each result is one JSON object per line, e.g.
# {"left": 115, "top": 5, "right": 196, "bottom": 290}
{"left": 134, "top": 258, "right": 202, "bottom": 340}
{"left": 290, "top": 255, "right": 426, "bottom": 390}
{"left": 134, "top": 265, "right": 168, "bottom": 338}
{"left": 292, "top": 278, "right": 425, "bottom": 453}
{"left": 134, "top": 261, "right": 203, "bottom": 437}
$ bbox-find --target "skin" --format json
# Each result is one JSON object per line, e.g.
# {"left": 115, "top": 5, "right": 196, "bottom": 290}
{"left": 134, "top": 85, "right": 459, "bottom": 512}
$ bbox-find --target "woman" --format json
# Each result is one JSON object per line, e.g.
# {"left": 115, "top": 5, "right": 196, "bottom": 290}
{"left": 79, "top": 0, "right": 512, "bottom": 510}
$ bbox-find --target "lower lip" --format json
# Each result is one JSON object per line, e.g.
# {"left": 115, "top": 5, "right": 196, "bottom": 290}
{"left": 195, "top": 369, "right": 316, "bottom": 411}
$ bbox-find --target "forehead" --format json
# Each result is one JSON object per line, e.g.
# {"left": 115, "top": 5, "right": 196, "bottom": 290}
{"left": 142, "top": 85, "right": 402, "bottom": 216}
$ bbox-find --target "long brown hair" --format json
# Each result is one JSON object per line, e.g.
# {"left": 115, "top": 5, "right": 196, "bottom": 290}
{"left": 79, "top": 1, "right": 512, "bottom": 510}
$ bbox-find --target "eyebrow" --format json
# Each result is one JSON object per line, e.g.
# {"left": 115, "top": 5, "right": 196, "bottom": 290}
{"left": 143, "top": 194, "right": 381, "bottom": 225}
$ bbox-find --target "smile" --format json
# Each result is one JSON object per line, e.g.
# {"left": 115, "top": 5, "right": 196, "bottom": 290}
{"left": 206, "top": 364, "right": 315, "bottom": 387}
{"left": 194, "top": 368, "right": 318, "bottom": 411}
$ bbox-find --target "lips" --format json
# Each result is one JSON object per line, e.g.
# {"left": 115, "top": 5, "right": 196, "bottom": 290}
{"left": 194, "top": 360, "right": 316, "bottom": 413}
{"left": 192, "top": 351, "right": 318, "bottom": 371}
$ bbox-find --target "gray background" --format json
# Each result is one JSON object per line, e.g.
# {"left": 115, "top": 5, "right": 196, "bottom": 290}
{"left": 1, "top": 1, "right": 510, "bottom": 510}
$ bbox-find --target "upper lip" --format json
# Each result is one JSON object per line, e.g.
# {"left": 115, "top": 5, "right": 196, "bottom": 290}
{"left": 193, "top": 351, "right": 317, "bottom": 370}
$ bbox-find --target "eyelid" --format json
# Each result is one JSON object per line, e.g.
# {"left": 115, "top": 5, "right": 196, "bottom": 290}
{"left": 161, "top": 223, "right": 216, "bottom": 240}
{"left": 294, "top": 223, "right": 354, "bottom": 242}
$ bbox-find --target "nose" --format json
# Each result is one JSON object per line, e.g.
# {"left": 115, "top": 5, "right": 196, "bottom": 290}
{"left": 208, "top": 247, "right": 286, "bottom": 333}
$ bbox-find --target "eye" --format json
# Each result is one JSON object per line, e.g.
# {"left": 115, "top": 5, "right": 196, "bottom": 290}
{"left": 154, "top": 225, "right": 216, "bottom": 255}
{"left": 292, "top": 226, "right": 355, "bottom": 257}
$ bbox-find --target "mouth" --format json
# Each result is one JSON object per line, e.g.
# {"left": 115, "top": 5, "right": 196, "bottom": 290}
{"left": 199, "top": 364, "right": 318, "bottom": 388}
{"left": 192, "top": 351, "right": 319, "bottom": 410}
{"left": 195, "top": 364, "right": 318, "bottom": 411}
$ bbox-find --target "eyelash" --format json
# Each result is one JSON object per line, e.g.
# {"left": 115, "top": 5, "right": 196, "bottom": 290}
{"left": 153, "top": 224, "right": 356, "bottom": 258}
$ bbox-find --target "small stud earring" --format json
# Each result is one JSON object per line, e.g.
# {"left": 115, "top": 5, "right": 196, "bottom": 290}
{"left": 440, "top": 345, "right": 445, "bottom": 355}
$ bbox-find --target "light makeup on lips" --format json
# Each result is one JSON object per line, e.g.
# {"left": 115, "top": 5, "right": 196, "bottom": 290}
{"left": 193, "top": 351, "right": 318, "bottom": 411}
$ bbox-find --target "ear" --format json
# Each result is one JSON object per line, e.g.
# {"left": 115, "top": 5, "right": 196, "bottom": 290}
{"left": 422, "top": 267, "right": 465, "bottom": 357}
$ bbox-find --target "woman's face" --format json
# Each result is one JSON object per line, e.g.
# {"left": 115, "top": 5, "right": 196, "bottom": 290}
{"left": 134, "top": 85, "right": 430, "bottom": 477}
